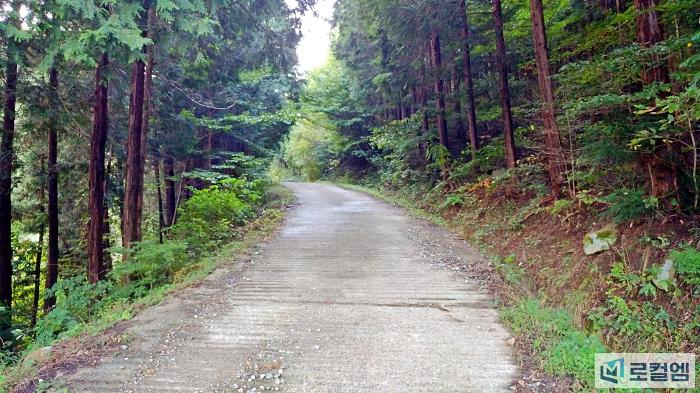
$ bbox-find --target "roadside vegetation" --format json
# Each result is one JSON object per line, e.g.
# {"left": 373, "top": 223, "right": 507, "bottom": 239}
{"left": 271, "top": 0, "right": 700, "bottom": 389}
{"left": 2, "top": 174, "right": 295, "bottom": 390}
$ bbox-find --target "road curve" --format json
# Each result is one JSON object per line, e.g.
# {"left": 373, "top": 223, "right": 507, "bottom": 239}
{"left": 64, "top": 182, "right": 518, "bottom": 392}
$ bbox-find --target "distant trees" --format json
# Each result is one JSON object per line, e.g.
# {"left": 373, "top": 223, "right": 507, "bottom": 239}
{"left": 331, "top": 0, "right": 699, "bottom": 207}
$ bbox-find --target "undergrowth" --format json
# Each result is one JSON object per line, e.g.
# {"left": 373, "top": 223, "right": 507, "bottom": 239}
{"left": 501, "top": 298, "right": 607, "bottom": 389}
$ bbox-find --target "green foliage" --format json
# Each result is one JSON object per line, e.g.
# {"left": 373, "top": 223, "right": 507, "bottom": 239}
{"left": 603, "top": 189, "right": 659, "bottom": 223}
{"left": 495, "top": 254, "right": 527, "bottom": 285}
{"left": 670, "top": 247, "right": 700, "bottom": 287}
{"left": 501, "top": 299, "right": 606, "bottom": 388}
{"left": 368, "top": 117, "right": 432, "bottom": 188}
{"left": 270, "top": 57, "right": 375, "bottom": 181}
{"left": 110, "top": 241, "right": 189, "bottom": 299}
{"left": 171, "top": 178, "right": 263, "bottom": 252}
{"left": 550, "top": 199, "right": 574, "bottom": 216}
{"left": 34, "top": 277, "right": 112, "bottom": 346}
{"left": 587, "top": 295, "right": 681, "bottom": 351}
{"left": 271, "top": 117, "right": 344, "bottom": 182}
{"left": 439, "top": 194, "right": 465, "bottom": 210}
{"left": 586, "top": 261, "right": 697, "bottom": 351}
{"left": 447, "top": 138, "right": 515, "bottom": 186}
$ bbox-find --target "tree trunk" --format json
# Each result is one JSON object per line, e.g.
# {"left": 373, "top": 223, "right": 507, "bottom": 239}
{"left": 45, "top": 67, "right": 59, "bottom": 311}
{"left": 420, "top": 62, "right": 430, "bottom": 135}
{"left": 430, "top": 33, "right": 449, "bottom": 151}
{"left": 123, "top": 62, "right": 147, "bottom": 251}
{"left": 31, "top": 225, "right": 44, "bottom": 327}
{"left": 530, "top": 0, "right": 567, "bottom": 198}
{"left": 418, "top": 57, "right": 430, "bottom": 164}
{"left": 0, "top": 7, "right": 20, "bottom": 331}
{"left": 153, "top": 159, "right": 165, "bottom": 244}
{"left": 410, "top": 87, "right": 418, "bottom": 116}
{"left": 102, "top": 150, "right": 112, "bottom": 273}
{"left": 460, "top": 0, "right": 480, "bottom": 155}
{"left": 634, "top": 0, "right": 676, "bottom": 200}
{"left": 635, "top": 0, "right": 669, "bottom": 81}
{"left": 123, "top": 1, "right": 154, "bottom": 252}
{"left": 135, "top": 4, "right": 157, "bottom": 241}
{"left": 451, "top": 61, "right": 466, "bottom": 153}
{"left": 87, "top": 53, "right": 109, "bottom": 284}
{"left": 163, "top": 156, "right": 176, "bottom": 227}
{"left": 493, "top": 0, "right": 517, "bottom": 169}
{"left": 634, "top": 0, "right": 668, "bottom": 82}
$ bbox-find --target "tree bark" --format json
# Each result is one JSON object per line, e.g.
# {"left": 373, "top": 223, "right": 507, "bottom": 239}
{"left": 493, "top": 0, "right": 517, "bottom": 169}
{"left": 123, "top": 63, "right": 147, "bottom": 252}
{"left": 430, "top": 32, "right": 449, "bottom": 151}
{"left": 634, "top": 0, "right": 676, "bottom": 200}
{"left": 136, "top": 3, "right": 157, "bottom": 241}
{"left": 163, "top": 156, "right": 176, "bottom": 227}
{"left": 45, "top": 67, "right": 59, "bottom": 310}
{"left": 460, "top": 0, "right": 480, "bottom": 155}
{"left": 634, "top": 0, "right": 668, "bottom": 83}
{"left": 0, "top": 5, "right": 20, "bottom": 330}
{"left": 87, "top": 53, "right": 109, "bottom": 284}
{"left": 530, "top": 0, "right": 567, "bottom": 198}
{"left": 634, "top": 0, "right": 667, "bottom": 86}
{"left": 419, "top": 61, "right": 430, "bottom": 135}
{"left": 153, "top": 159, "right": 165, "bottom": 244}
{"left": 102, "top": 150, "right": 112, "bottom": 273}
{"left": 451, "top": 60, "right": 466, "bottom": 153}
{"left": 123, "top": 1, "right": 154, "bottom": 252}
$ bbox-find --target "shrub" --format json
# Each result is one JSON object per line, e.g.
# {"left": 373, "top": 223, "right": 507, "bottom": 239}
{"left": 110, "top": 240, "right": 189, "bottom": 299}
{"left": 171, "top": 178, "right": 263, "bottom": 252}
{"left": 34, "top": 277, "right": 113, "bottom": 346}
{"left": 670, "top": 247, "right": 700, "bottom": 287}
{"left": 603, "top": 188, "right": 658, "bottom": 223}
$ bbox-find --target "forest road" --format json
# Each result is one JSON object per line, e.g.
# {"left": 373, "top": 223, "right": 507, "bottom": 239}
{"left": 63, "top": 182, "right": 518, "bottom": 393}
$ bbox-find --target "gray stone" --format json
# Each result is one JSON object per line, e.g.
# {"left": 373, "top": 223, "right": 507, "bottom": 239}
{"left": 653, "top": 258, "right": 675, "bottom": 291}
{"left": 583, "top": 225, "right": 618, "bottom": 255}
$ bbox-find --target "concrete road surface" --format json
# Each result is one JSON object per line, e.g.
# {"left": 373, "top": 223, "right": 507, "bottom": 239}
{"left": 63, "top": 182, "right": 518, "bottom": 392}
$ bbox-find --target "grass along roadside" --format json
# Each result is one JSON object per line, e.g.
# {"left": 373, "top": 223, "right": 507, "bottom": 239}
{"left": 2, "top": 184, "right": 296, "bottom": 392}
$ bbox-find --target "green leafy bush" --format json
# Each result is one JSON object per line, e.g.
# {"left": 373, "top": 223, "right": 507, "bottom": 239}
{"left": 34, "top": 277, "right": 113, "bottom": 346}
{"left": 171, "top": 178, "right": 263, "bottom": 252}
{"left": 670, "top": 247, "right": 700, "bottom": 286}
